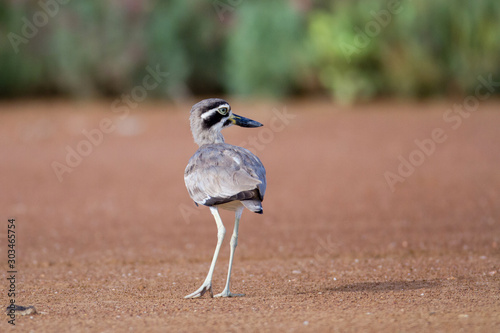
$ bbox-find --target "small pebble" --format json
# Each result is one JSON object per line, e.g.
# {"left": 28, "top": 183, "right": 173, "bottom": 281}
{"left": 303, "top": 321, "right": 309, "bottom": 325}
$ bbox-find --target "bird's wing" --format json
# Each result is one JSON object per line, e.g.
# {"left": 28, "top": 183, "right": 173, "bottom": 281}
{"left": 184, "top": 144, "right": 266, "bottom": 206}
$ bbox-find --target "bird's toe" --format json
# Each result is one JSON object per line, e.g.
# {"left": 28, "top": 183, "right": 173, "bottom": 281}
{"left": 184, "top": 284, "right": 213, "bottom": 299}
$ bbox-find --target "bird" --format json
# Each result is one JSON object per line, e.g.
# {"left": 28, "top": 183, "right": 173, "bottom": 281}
{"left": 184, "top": 98, "right": 266, "bottom": 298}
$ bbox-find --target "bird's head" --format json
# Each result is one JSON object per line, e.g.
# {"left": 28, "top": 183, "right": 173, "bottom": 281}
{"left": 190, "top": 98, "right": 262, "bottom": 146}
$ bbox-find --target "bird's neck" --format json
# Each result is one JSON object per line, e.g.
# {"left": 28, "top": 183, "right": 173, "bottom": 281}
{"left": 194, "top": 131, "right": 225, "bottom": 147}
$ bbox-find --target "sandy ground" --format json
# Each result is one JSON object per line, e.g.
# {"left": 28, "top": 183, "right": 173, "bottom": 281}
{"left": 0, "top": 99, "right": 499, "bottom": 332}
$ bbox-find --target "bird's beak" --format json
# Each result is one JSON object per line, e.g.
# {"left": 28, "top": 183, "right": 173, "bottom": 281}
{"left": 229, "top": 113, "right": 263, "bottom": 128}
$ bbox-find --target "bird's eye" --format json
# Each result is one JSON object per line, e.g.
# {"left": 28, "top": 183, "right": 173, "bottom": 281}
{"left": 218, "top": 107, "right": 229, "bottom": 115}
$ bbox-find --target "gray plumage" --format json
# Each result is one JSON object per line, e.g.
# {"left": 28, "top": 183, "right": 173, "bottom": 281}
{"left": 185, "top": 143, "right": 266, "bottom": 213}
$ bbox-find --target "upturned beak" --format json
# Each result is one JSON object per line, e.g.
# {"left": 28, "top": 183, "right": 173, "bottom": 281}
{"left": 229, "top": 113, "right": 263, "bottom": 128}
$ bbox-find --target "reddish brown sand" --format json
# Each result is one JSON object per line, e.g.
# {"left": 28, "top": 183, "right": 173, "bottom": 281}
{"left": 1, "top": 99, "right": 499, "bottom": 332}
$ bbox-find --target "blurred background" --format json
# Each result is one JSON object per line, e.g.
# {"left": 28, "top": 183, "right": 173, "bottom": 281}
{"left": 1, "top": 0, "right": 500, "bottom": 103}
{"left": 1, "top": 2, "right": 500, "bottom": 330}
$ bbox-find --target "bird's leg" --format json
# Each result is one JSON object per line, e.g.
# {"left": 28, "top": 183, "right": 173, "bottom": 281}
{"left": 215, "top": 206, "right": 245, "bottom": 298}
{"left": 184, "top": 207, "right": 225, "bottom": 299}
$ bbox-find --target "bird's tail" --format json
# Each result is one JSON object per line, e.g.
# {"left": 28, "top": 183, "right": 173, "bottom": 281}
{"left": 241, "top": 200, "right": 263, "bottom": 214}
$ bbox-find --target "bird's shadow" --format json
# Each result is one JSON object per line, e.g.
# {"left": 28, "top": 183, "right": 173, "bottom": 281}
{"left": 327, "top": 279, "right": 442, "bottom": 293}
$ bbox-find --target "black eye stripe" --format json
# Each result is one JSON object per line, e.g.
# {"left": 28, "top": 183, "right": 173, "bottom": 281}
{"left": 202, "top": 112, "right": 225, "bottom": 129}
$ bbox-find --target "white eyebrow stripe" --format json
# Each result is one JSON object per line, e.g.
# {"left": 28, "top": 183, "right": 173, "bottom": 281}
{"left": 200, "top": 109, "right": 217, "bottom": 119}
{"left": 200, "top": 104, "right": 230, "bottom": 119}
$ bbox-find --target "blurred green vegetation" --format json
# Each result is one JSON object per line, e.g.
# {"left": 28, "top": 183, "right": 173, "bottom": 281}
{"left": 309, "top": 0, "right": 500, "bottom": 103}
{"left": 0, "top": 0, "right": 499, "bottom": 103}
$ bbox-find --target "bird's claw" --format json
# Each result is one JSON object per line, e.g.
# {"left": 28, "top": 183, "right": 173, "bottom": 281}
{"left": 184, "top": 283, "right": 213, "bottom": 299}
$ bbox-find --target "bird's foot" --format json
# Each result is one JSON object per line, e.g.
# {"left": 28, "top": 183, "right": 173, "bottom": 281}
{"left": 184, "top": 283, "right": 213, "bottom": 299}
{"left": 214, "top": 290, "right": 245, "bottom": 298}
